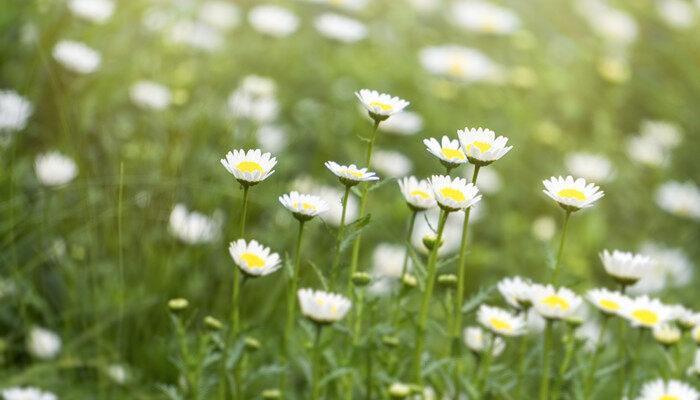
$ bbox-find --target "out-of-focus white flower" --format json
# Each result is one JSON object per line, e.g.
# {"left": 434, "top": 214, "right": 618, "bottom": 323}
{"left": 497, "top": 276, "right": 536, "bottom": 309}
{"left": 168, "top": 204, "right": 222, "bottom": 245}
{"left": 0, "top": 90, "right": 32, "bottom": 132}
{"left": 52, "top": 40, "right": 101, "bottom": 74}
{"left": 297, "top": 288, "right": 351, "bottom": 323}
{"left": 379, "top": 111, "right": 423, "bottom": 135}
{"left": 228, "top": 75, "right": 279, "bottom": 123}
{"left": 655, "top": 181, "right": 700, "bottom": 221}
{"left": 531, "top": 215, "right": 556, "bottom": 241}
{"left": 388, "top": 382, "right": 411, "bottom": 398}
{"left": 314, "top": 13, "right": 367, "bottom": 43}
{"left": 467, "top": 166, "right": 501, "bottom": 194}
{"left": 653, "top": 324, "right": 682, "bottom": 345}
{"left": 575, "top": 321, "right": 608, "bottom": 352}
{"left": 526, "top": 307, "right": 546, "bottom": 333}
{"left": 130, "top": 81, "right": 172, "bottom": 111}
{"left": 565, "top": 152, "right": 614, "bottom": 183}
{"left": 542, "top": 176, "right": 604, "bottom": 212}
{"left": 629, "top": 243, "right": 694, "bottom": 295}
{"left": 68, "top": 0, "right": 114, "bottom": 24}
{"left": 464, "top": 326, "right": 505, "bottom": 356}
{"left": 372, "top": 243, "right": 409, "bottom": 279}
{"left": 325, "top": 161, "right": 378, "bottom": 186}
{"left": 169, "top": 21, "right": 224, "bottom": 52}
{"left": 532, "top": 285, "right": 583, "bottom": 320}
{"left": 636, "top": 379, "right": 699, "bottom": 400}
{"left": 199, "top": 0, "right": 240, "bottom": 31}
{"left": 689, "top": 349, "right": 700, "bottom": 375}
{"left": 256, "top": 124, "right": 287, "bottom": 153}
{"left": 307, "top": 0, "right": 367, "bottom": 11}
{"left": 27, "top": 327, "right": 61, "bottom": 360}
{"left": 627, "top": 134, "right": 667, "bottom": 167}
{"left": 587, "top": 288, "right": 630, "bottom": 316}
{"left": 477, "top": 304, "right": 525, "bottom": 336}
{"left": 248, "top": 5, "right": 299, "bottom": 38}
{"left": 371, "top": 150, "right": 412, "bottom": 178}
{"left": 577, "top": 0, "right": 638, "bottom": 47}
{"left": 657, "top": 0, "right": 695, "bottom": 29}
{"left": 35, "top": 151, "right": 78, "bottom": 187}
{"left": 2, "top": 387, "right": 57, "bottom": 400}
{"left": 640, "top": 120, "right": 682, "bottom": 148}
{"left": 451, "top": 1, "right": 521, "bottom": 35}
{"left": 600, "top": 249, "right": 652, "bottom": 286}
{"left": 106, "top": 364, "right": 129, "bottom": 384}
{"left": 314, "top": 184, "right": 358, "bottom": 226}
{"left": 419, "top": 45, "right": 504, "bottom": 83}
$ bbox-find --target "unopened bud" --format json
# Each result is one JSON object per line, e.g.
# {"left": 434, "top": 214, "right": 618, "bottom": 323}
{"left": 261, "top": 389, "right": 282, "bottom": 399}
{"left": 388, "top": 383, "right": 411, "bottom": 398}
{"left": 422, "top": 235, "right": 442, "bottom": 251}
{"left": 382, "top": 335, "right": 400, "bottom": 347}
{"left": 245, "top": 336, "right": 261, "bottom": 351}
{"left": 352, "top": 272, "right": 371, "bottom": 287}
{"left": 168, "top": 298, "right": 189, "bottom": 312}
{"left": 204, "top": 316, "right": 223, "bottom": 331}
{"left": 402, "top": 273, "right": 417, "bottom": 288}
{"left": 437, "top": 274, "right": 457, "bottom": 287}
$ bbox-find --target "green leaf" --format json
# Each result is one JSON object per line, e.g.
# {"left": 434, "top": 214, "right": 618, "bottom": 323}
{"left": 307, "top": 260, "right": 329, "bottom": 290}
{"left": 368, "top": 177, "right": 395, "bottom": 192}
{"left": 461, "top": 285, "right": 495, "bottom": 313}
{"left": 339, "top": 214, "right": 371, "bottom": 252}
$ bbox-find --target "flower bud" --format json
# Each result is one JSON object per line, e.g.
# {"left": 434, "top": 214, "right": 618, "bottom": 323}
{"left": 437, "top": 274, "right": 457, "bottom": 287}
{"left": 204, "top": 316, "right": 223, "bottom": 331}
{"left": 245, "top": 336, "right": 261, "bottom": 351}
{"left": 388, "top": 382, "right": 411, "bottom": 398}
{"left": 168, "top": 298, "right": 189, "bottom": 312}
{"left": 352, "top": 272, "right": 371, "bottom": 287}
{"left": 261, "top": 389, "right": 282, "bottom": 399}
{"left": 422, "top": 235, "right": 442, "bottom": 251}
{"left": 381, "top": 335, "right": 400, "bottom": 347}
{"left": 401, "top": 273, "right": 417, "bottom": 288}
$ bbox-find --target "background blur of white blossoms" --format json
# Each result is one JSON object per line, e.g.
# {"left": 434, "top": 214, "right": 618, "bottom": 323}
{"left": 1, "top": 0, "right": 699, "bottom": 398}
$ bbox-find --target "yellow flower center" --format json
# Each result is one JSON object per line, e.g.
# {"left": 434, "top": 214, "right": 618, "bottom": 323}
{"left": 489, "top": 318, "right": 513, "bottom": 332}
{"left": 237, "top": 161, "right": 263, "bottom": 173}
{"left": 541, "top": 295, "right": 570, "bottom": 310}
{"left": 448, "top": 57, "right": 467, "bottom": 78}
{"left": 441, "top": 187, "right": 465, "bottom": 202}
{"left": 481, "top": 18, "right": 497, "bottom": 33}
{"left": 467, "top": 141, "right": 493, "bottom": 153}
{"left": 345, "top": 168, "right": 364, "bottom": 178}
{"left": 660, "top": 395, "right": 680, "bottom": 400}
{"left": 558, "top": 188, "right": 586, "bottom": 201}
{"left": 441, "top": 148, "right": 466, "bottom": 160}
{"left": 598, "top": 299, "right": 620, "bottom": 312}
{"left": 293, "top": 201, "right": 316, "bottom": 211}
{"left": 410, "top": 190, "right": 431, "bottom": 199}
{"left": 632, "top": 309, "right": 658, "bottom": 325}
{"left": 241, "top": 252, "right": 265, "bottom": 269}
{"left": 369, "top": 101, "right": 393, "bottom": 112}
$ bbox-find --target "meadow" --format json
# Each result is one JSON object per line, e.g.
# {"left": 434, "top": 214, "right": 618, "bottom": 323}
{"left": 1, "top": 0, "right": 700, "bottom": 399}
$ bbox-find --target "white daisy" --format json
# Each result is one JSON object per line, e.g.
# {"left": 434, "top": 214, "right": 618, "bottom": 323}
{"left": 653, "top": 324, "right": 682, "bottom": 346}
{"left": 497, "top": 276, "right": 535, "bottom": 309}
{"left": 564, "top": 152, "right": 614, "bottom": 183}
{"left": 451, "top": 1, "right": 521, "bottom": 35}
{"left": 35, "top": 151, "right": 78, "bottom": 187}
{"left": 576, "top": 0, "right": 638, "bottom": 47}
{"left": 635, "top": 379, "right": 699, "bottom": 400}
{"left": 314, "top": 13, "right": 367, "bottom": 43}
{"left": 325, "top": 161, "right": 378, "bottom": 186}
{"left": 657, "top": 0, "right": 695, "bottom": 29}
{"left": 2, "top": 387, "right": 57, "bottom": 400}
{"left": 627, "top": 134, "right": 667, "bottom": 167}
{"left": 312, "top": 184, "right": 359, "bottom": 226}
{"left": 429, "top": 175, "right": 482, "bottom": 212}
{"left": 419, "top": 45, "right": 504, "bottom": 83}
{"left": 221, "top": 149, "right": 277, "bottom": 185}
{"left": 52, "top": 40, "right": 101, "bottom": 74}
{"left": 423, "top": 136, "right": 467, "bottom": 170}
{"left": 629, "top": 243, "right": 694, "bottom": 295}
{"left": 457, "top": 127, "right": 513, "bottom": 166}
{"left": 477, "top": 304, "right": 525, "bottom": 336}
{"left": 463, "top": 326, "right": 505, "bottom": 356}
{"left": 532, "top": 285, "right": 583, "bottom": 320}
{"left": 670, "top": 305, "right": 697, "bottom": 330}
{"left": 106, "top": 363, "right": 130, "bottom": 385}
{"left": 380, "top": 111, "right": 423, "bottom": 135}
{"left": 640, "top": 119, "right": 682, "bottom": 149}
{"left": 0, "top": 90, "right": 32, "bottom": 132}
{"left": 355, "top": 89, "right": 409, "bottom": 122}
{"left": 68, "top": 0, "right": 114, "bottom": 24}
{"left": 199, "top": 0, "right": 240, "bottom": 31}
{"left": 600, "top": 249, "right": 652, "bottom": 286}
{"left": 27, "top": 326, "right": 61, "bottom": 360}
{"left": 129, "top": 80, "right": 172, "bottom": 111}
{"left": 168, "top": 204, "right": 222, "bottom": 245}
{"left": 248, "top": 5, "right": 299, "bottom": 38}
{"left": 371, "top": 150, "right": 412, "bottom": 178}
{"left": 229, "top": 239, "right": 282, "bottom": 277}
{"left": 655, "top": 181, "right": 700, "bottom": 221}
{"left": 297, "top": 288, "right": 352, "bottom": 324}
{"left": 398, "top": 176, "right": 436, "bottom": 211}
{"left": 531, "top": 215, "right": 556, "bottom": 242}
{"left": 228, "top": 75, "right": 279, "bottom": 123}
{"left": 279, "top": 191, "right": 329, "bottom": 221}
{"left": 256, "top": 124, "right": 287, "bottom": 153}
{"left": 542, "top": 175, "right": 604, "bottom": 212}
{"left": 168, "top": 20, "right": 224, "bottom": 52}
{"left": 621, "top": 295, "right": 673, "bottom": 329}
{"left": 371, "top": 243, "right": 409, "bottom": 279}
{"left": 586, "top": 288, "right": 629, "bottom": 315}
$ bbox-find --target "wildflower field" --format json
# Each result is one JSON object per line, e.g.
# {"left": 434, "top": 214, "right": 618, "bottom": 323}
{"left": 2, "top": 0, "right": 700, "bottom": 399}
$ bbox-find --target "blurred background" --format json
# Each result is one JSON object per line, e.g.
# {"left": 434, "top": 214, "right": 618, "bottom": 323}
{"left": 1, "top": 0, "right": 699, "bottom": 397}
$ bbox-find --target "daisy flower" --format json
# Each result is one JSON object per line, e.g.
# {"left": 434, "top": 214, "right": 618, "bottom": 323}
{"left": 371, "top": 243, "right": 409, "bottom": 279}
{"left": 630, "top": 242, "right": 694, "bottom": 295}
{"left": 655, "top": 181, "right": 700, "bottom": 221}
{"left": 463, "top": 326, "right": 505, "bottom": 356}
{"left": 423, "top": 136, "right": 467, "bottom": 170}
{"left": 635, "top": 379, "right": 699, "bottom": 400}
{"left": 199, "top": 0, "right": 241, "bottom": 31}
{"left": 228, "top": 239, "right": 282, "bottom": 277}
{"left": 542, "top": 175, "right": 604, "bottom": 212}
{"left": 429, "top": 175, "right": 482, "bottom": 212}
{"left": 129, "top": 80, "right": 172, "bottom": 111}
{"left": 27, "top": 326, "right": 61, "bottom": 360}
{"left": 248, "top": 5, "right": 299, "bottom": 38}
{"left": 451, "top": 0, "right": 521, "bottom": 35}
{"left": 371, "top": 150, "right": 412, "bottom": 178}
{"left": 279, "top": 191, "right": 329, "bottom": 221}
{"left": 621, "top": 295, "right": 672, "bottom": 329}
{"left": 532, "top": 285, "right": 582, "bottom": 320}
{"left": 355, "top": 89, "right": 409, "bottom": 122}
{"left": 314, "top": 13, "right": 367, "bottom": 43}
{"left": 586, "top": 288, "right": 629, "bottom": 315}
{"left": 221, "top": 149, "right": 277, "bottom": 185}
{"left": 380, "top": 111, "right": 423, "bottom": 135}
{"left": 497, "top": 276, "right": 535, "bottom": 309}
{"left": 653, "top": 324, "right": 682, "bottom": 346}
{"left": 325, "top": 161, "right": 378, "bottom": 186}
{"left": 52, "top": 40, "right": 101, "bottom": 74}
{"left": 398, "top": 176, "right": 436, "bottom": 211}
{"left": 670, "top": 305, "right": 698, "bottom": 330}
{"left": 457, "top": 127, "right": 513, "bottom": 166}
{"left": 2, "top": 387, "right": 57, "bottom": 400}
{"left": 419, "top": 45, "right": 504, "bottom": 83}
{"left": 600, "top": 249, "right": 652, "bottom": 286}
{"left": 0, "top": 89, "right": 33, "bottom": 132}
{"left": 477, "top": 304, "right": 525, "bottom": 336}
{"left": 168, "top": 204, "right": 222, "bottom": 244}
{"left": 68, "top": 0, "right": 114, "bottom": 24}
{"left": 564, "top": 152, "right": 614, "bottom": 183}
{"left": 297, "top": 288, "right": 352, "bottom": 324}
{"left": 35, "top": 151, "right": 78, "bottom": 187}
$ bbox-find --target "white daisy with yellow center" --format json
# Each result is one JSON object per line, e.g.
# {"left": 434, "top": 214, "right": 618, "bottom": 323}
{"left": 429, "top": 175, "right": 482, "bottom": 212}
{"left": 600, "top": 249, "right": 652, "bottom": 286}
{"left": 228, "top": 239, "right": 281, "bottom": 277}
{"left": 653, "top": 324, "right": 682, "bottom": 346}
{"left": 297, "top": 288, "right": 351, "bottom": 324}
{"left": 457, "top": 127, "right": 513, "bottom": 166}
{"left": 532, "top": 285, "right": 582, "bottom": 320}
{"left": 221, "top": 149, "right": 277, "bottom": 185}
{"left": 621, "top": 295, "right": 672, "bottom": 329}
{"left": 355, "top": 89, "right": 409, "bottom": 122}
{"left": 586, "top": 288, "right": 629, "bottom": 315}
{"left": 423, "top": 136, "right": 467, "bottom": 170}
{"left": 325, "top": 161, "right": 379, "bottom": 186}
{"left": 279, "top": 191, "right": 329, "bottom": 221}
{"left": 497, "top": 276, "right": 535, "bottom": 310}
{"left": 542, "top": 175, "right": 604, "bottom": 212}
{"left": 636, "top": 379, "right": 699, "bottom": 400}
{"left": 397, "top": 176, "right": 436, "bottom": 211}
{"left": 463, "top": 326, "right": 505, "bottom": 357}
{"left": 477, "top": 304, "right": 525, "bottom": 336}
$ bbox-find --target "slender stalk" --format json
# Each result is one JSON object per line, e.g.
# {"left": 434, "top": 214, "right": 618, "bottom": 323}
{"left": 229, "top": 185, "right": 250, "bottom": 400}
{"left": 583, "top": 316, "right": 609, "bottom": 399}
{"left": 311, "top": 324, "right": 324, "bottom": 400}
{"left": 475, "top": 333, "right": 495, "bottom": 396}
{"left": 514, "top": 324, "right": 529, "bottom": 399}
{"left": 413, "top": 209, "right": 449, "bottom": 384}
{"left": 540, "top": 320, "right": 553, "bottom": 400}
{"left": 553, "top": 324, "right": 577, "bottom": 399}
{"left": 550, "top": 210, "right": 571, "bottom": 285}
{"left": 617, "top": 285, "right": 627, "bottom": 399}
{"left": 285, "top": 220, "right": 307, "bottom": 347}
{"left": 117, "top": 162, "right": 125, "bottom": 350}
{"left": 392, "top": 210, "right": 417, "bottom": 328}
{"left": 330, "top": 185, "right": 351, "bottom": 289}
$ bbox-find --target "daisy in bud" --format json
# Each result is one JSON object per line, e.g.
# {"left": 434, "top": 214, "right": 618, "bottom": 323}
{"left": 355, "top": 89, "right": 409, "bottom": 122}
{"left": 532, "top": 285, "right": 582, "bottom": 320}
{"left": 477, "top": 304, "right": 525, "bottom": 336}
{"left": 497, "top": 276, "right": 535, "bottom": 309}
{"left": 621, "top": 295, "right": 672, "bottom": 329}
{"left": 586, "top": 288, "right": 629, "bottom": 316}
{"left": 229, "top": 239, "right": 281, "bottom": 277}
{"left": 397, "top": 176, "right": 436, "bottom": 211}
{"left": 671, "top": 305, "right": 698, "bottom": 330}
{"left": 464, "top": 326, "right": 505, "bottom": 357}
{"left": 429, "top": 175, "right": 482, "bottom": 212}
{"left": 457, "top": 127, "right": 513, "bottom": 166}
{"left": 221, "top": 149, "right": 277, "bottom": 186}
{"left": 325, "top": 161, "right": 378, "bottom": 187}
{"left": 423, "top": 136, "right": 467, "bottom": 171}
{"left": 297, "top": 288, "right": 351, "bottom": 324}
{"left": 279, "top": 191, "right": 329, "bottom": 221}
{"left": 600, "top": 249, "right": 652, "bottom": 287}
{"left": 635, "top": 379, "right": 699, "bottom": 400}
{"left": 653, "top": 324, "right": 681, "bottom": 346}
{"left": 542, "top": 175, "right": 604, "bottom": 212}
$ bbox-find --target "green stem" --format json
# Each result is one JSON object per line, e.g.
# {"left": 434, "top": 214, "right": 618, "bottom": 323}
{"left": 311, "top": 324, "right": 323, "bottom": 400}
{"left": 514, "top": 327, "right": 529, "bottom": 399}
{"left": 550, "top": 210, "right": 571, "bottom": 285}
{"left": 475, "top": 333, "right": 495, "bottom": 396}
{"left": 282, "top": 220, "right": 306, "bottom": 393}
{"left": 617, "top": 285, "right": 627, "bottom": 399}
{"left": 392, "top": 210, "right": 417, "bottom": 328}
{"left": 413, "top": 209, "right": 449, "bottom": 384}
{"left": 229, "top": 185, "right": 250, "bottom": 400}
{"left": 553, "top": 325, "right": 576, "bottom": 399}
{"left": 330, "top": 185, "right": 351, "bottom": 290}
{"left": 583, "top": 316, "right": 609, "bottom": 399}
{"left": 540, "top": 320, "right": 553, "bottom": 400}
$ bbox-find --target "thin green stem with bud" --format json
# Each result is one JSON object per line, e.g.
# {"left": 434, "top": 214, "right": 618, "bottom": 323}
{"left": 392, "top": 210, "right": 417, "bottom": 328}
{"left": 551, "top": 210, "right": 571, "bottom": 285}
